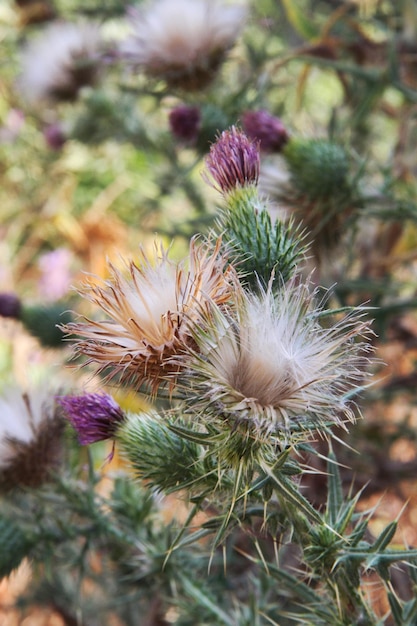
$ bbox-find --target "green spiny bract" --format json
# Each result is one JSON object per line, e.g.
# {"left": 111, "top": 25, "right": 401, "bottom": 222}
{"left": 20, "top": 302, "right": 73, "bottom": 347}
{"left": 217, "top": 186, "right": 305, "bottom": 290}
{"left": 0, "top": 516, "right": 34, "bottom": 578}
{"left": 118, "top": 412, "right": 207, "bottom": 494}
{"left": 283, "top": 138, "right": 351, "bottom": 201}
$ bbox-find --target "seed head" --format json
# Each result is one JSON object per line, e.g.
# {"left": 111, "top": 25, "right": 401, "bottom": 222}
{"left": 0, "top": 387, "right": 65, "bottom": 491}
{"left": 179, "top": 281, "right": 372, "bottom": 441}
{"left": 63, "top": 238, "right": 237, "bottom": 394}
{"left": 121, "top": 0, "right": 247, "bottom": 91}
{"left": 19, "top": 21, "right": 103, "bottom": 103}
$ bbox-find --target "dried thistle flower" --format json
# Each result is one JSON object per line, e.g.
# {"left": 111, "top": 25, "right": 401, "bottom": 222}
{"left": 179, "top": 281, "right": 372, "bottom": 441}
{"left": 242, "top": 110, "right": 289, "bottom": 153}
{"left": 205, "top": 126, "right": 260, "bottom": 194}
{"left": 63, "top": 238, "right": 237, "bottom": 394}
{"left": 19, "top": 21, "right": 103, "bottom": 103}
{"left": 0, "top": 387, "right": 65, "bottom": 491}
{"left": 121, "top": 0, "right": 247, "bottom": 90}
{"left": 59, "top": 392, "right": 126, "bottom": 445}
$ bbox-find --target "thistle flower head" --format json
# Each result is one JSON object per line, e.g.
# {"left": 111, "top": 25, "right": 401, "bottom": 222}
{"left": 0, "top": 386, "right": 64, "bottom": 491}
{"left": 205, "top": 126, "right": 260, "bottom": 194}
{"left": 121, "top": 0, "right": 247, "bottom": 90}
{"left": 242, "top": 109, "right": 289, "bottom": 153}
{"left": 63, "top": 238, "right": 237, "bottom": 394}
{"left": 179, "top": 281, "right": 372, "bottom": 441}
{"left": 19, "top": 21, "right": 103, "bottom": 103}
{"left": 58, "top": 392, "right": 125, "bottom": 445}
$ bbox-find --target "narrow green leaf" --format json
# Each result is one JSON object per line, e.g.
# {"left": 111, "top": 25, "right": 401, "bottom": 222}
{"left": 281, "top": 0, "right": 319, "bottom": 40}
{"left": 371, "top": 521, "right": 397, "bottom": 552}
{"left": 261, "top": 463, "right": 323, "bottom": 525}
{"left": 181, "top": 576, "right": 234, "bottom": 625}
{"left": 403, "top": 597, "right": 417, "bottom": 623}
{"left": 326, "top": 451, "right": 343, "bottom": 526}
{"left": 387, "top": 591, "right": 403, "bottom": 625}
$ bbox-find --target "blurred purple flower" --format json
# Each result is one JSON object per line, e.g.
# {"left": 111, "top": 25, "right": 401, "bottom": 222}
{"left": 242, "top": 110, "right": 289, "bottom": 153}
{"left": 169, "top": 105, "right": 201, "bottom": 143}
{"left": 38, "top": 248, "right": 73, "bottom": 301}
{"left": 0, "top": 109, "right": 25, "bottom": 144}
{"left": 44, "top": 124, "right": 67, "bottom": 150}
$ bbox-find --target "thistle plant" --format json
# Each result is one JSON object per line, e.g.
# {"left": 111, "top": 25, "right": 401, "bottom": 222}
{"left": 1, "top": 1, "right": 417, "bottom": 624}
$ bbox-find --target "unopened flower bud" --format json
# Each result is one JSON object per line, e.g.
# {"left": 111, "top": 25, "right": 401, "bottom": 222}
{"left": 205, "top": 126, "right": 260, "bottom": 194}
{"left": 242, "top": 110, "right": 289, "bottom": 153}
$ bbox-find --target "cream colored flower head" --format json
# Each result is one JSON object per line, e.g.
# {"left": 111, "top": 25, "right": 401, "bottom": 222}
{"left": 0, "top": 386, "right": 64, "bottom": 491}
{"left": 19, "top": 21, "right": 103, "bottom": 103}
{"left": 121, "top": 0, "right": 247, "bottom": 90}
{"left": 180, "top": 281, "right": 372, "bottom": 440}
{"left": 64, "top": 238, "right": 237, "bottom": 395}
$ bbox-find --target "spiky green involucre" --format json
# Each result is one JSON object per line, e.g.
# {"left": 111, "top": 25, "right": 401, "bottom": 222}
{"left": 218, "top": 186, "right": 305, "bottom": 290}
{"left": 118, "top": 412, "right": 207, "bottom": 494}
{"left": 283, "top": 138, "right": 351, "bottom": 201}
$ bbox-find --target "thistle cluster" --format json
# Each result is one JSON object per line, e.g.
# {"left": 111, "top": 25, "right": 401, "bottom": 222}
{"left": 4, "top": 1, "right": 417, "bottom": 622}
{"left": 60, "top": 130, "right": 372, "bottom": 495}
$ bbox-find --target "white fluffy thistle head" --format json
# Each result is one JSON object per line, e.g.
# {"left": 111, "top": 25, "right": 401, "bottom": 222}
{"left": 0, "top": 386, "right": 64, "bottom": 490}
{"left": 179, "top": 280, "right": 373, "bottom": 442}
{"left": 121, "top": 0, "right": 247, "bottom": 90}
{"left": 63, "top": 237, "right": 238, "bottom": 395}
{"left": 19, "top": 21, "right": 103, "bottom": 103}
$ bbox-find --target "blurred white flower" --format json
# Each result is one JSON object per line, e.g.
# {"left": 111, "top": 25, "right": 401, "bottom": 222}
{"left": 19, "top": 21, "right": 103, "bottom": 103}
{"left": 121, "top": 0, "right": 247, "bottom": 90}
{"left": 0, "top": 386, "right": 64, "bottom": 490}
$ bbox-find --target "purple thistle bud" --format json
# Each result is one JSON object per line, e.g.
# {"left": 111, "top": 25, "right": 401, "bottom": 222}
{"left": 242, "top": 110, "right": 289, "bottom": 153}
{"left": 204, "top": 126, "right": 260, "bottom": 194}
{"left": 58, "top": 392, "right": 125, "bottom": 445}
{"left": 169, "top": 105, "right": 201, "bottom": 143}
{"left": 44, "top": 124, "right": 67, "bottom": 151}
{"left": 0, "top": 293, "right": 22, "bottom": 319}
